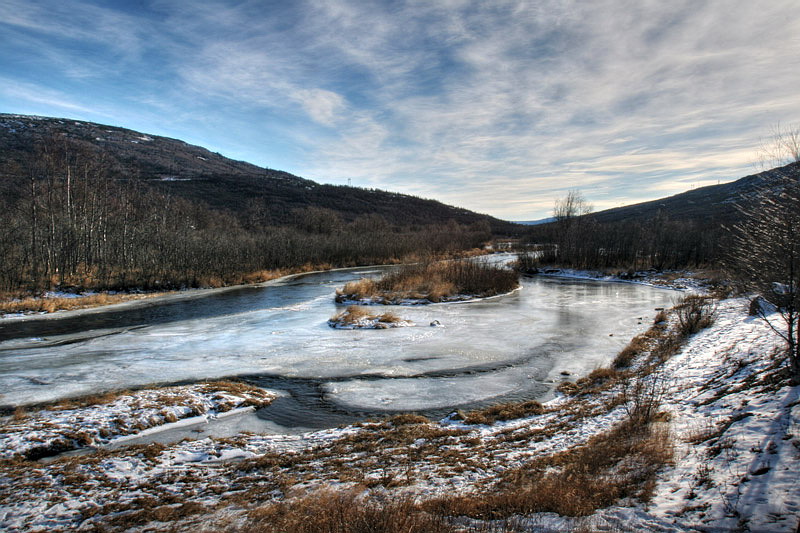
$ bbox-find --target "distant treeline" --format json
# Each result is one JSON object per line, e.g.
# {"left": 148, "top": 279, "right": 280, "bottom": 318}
{"left": 0, "top": 138, "right": 490, "bottom": 293}
{"left": 520, "top": 211, "right": 724, "bottom": 270}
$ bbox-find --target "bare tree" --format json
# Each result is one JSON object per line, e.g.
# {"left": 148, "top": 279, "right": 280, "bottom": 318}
{"left": 726, "top": 173, "right": 800, "bottom": 382}
{"left": 550, "top": 189, "right": 594, "bottom": 265}
{"left": 757, "top": 123, "right": 800, "bottom": 170}
{"left": 553, "top": 189, "right": 592, "bottom": 227}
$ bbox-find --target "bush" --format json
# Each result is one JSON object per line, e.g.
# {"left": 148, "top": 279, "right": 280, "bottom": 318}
{"left": 620, "top": 370, "right": 670, "bottom": 428}
{"left": 675, "top": 295, "right": 717, "bottom": 337}
{"left": 514, "top": 252, "right": 540, "bottom": 274}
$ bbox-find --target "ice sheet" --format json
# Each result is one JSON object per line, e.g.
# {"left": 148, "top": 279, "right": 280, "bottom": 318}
{"left": 0, "top": 262, "right": 675, "bottom": 412}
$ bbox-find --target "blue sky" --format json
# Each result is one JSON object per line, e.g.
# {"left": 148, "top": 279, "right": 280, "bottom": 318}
{"left": 1, "top": 0, "right": 799, "bottom": 220}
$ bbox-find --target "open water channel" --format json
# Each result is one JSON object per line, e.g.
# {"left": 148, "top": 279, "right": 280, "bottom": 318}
{"left": 0, "top": 258, "right": 675, "bottom": 437}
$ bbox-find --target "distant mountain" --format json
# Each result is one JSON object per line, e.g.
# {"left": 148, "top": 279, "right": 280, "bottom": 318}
{"left": 514, "top": 217, "right": 556, "bottom": 226}
{"left": 0, "top": 114, "right": 520, "bottom": 234}
{"left": 587, "top": 161, "right": 800, "bottom": 226}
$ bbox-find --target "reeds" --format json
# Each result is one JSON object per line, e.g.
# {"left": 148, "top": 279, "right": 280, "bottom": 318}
{"left": 337, "top": 260, "right": 519, "bottom": 303}
{"left": 328, "top": 305, "right": 406, "bottom": 328}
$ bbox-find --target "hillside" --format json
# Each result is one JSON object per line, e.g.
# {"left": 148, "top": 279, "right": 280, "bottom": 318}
{"left": 518, "top": 160, "right": 800, "bottom": 269}
{"left": 589, "top": 161, "right": 800, "bottom": 225}
{"left": 0, "top": 114, "right": 519, "bottom": 234}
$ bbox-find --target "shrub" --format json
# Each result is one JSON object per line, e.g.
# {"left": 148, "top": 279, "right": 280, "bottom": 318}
{"left": 514, "top": 252, "right": 540, "bottom": 274}
{"left": 675, "top": 295, "right": 717, "bottom": 337}
{"left": 619, "top": 370, "right": 671, "bottom": 428}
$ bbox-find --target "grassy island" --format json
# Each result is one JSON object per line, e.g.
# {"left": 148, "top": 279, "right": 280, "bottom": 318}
{"left": 335, "top": 260, "right": 519, "bottom": 304}
{"left": 328, "top": 305, "right": 411, "bottom": 329}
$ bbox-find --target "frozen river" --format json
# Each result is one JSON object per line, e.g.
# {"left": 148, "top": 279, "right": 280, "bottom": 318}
{"left": 0, "top": 259, "right": 675, "bottom": 431}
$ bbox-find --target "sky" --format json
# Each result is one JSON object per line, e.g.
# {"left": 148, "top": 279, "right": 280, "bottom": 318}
{"left": 1, "top": 0, "right": 799, "bottom": 221}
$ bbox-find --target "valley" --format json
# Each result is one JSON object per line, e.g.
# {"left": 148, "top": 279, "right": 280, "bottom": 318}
{"left": 0, "top": 113, "right": 798, "bottom": 532}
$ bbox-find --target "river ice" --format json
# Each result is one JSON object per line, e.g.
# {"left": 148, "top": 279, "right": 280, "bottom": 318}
{"left": 0, "top": 263, "right": 675, "bottom": 417}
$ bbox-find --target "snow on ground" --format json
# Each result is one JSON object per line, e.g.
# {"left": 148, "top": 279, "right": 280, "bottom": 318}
{"left": 531, "top": 267, "right": 714, "bottom": 293}
{"left": 591, "top": 299, "right": 800, "bottom": 532}
{"left": 0, "top": 382, "right": 275, "bottom": 461}
{"left": 0, "top": 297, "right": 797, "bottom": 532}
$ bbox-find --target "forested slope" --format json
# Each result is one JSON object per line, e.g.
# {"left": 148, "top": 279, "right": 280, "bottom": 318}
{"left": 0, "top": 114, "right": 515, "bottom": 293}
{"left": 521, "top": 161, "right": 800, "bottom": 270}
{"left": 0, "top": 114, "right": 517, "bottom": 233}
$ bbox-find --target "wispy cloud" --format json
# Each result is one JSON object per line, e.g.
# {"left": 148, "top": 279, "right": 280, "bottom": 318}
{"left": 1, "top": 0, "right": 798, "bottom": 219}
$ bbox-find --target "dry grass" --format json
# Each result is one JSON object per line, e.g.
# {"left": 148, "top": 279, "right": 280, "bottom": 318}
{"left": 0, "top": 292, "right": 164, "bottom": 315}
{"left": 336, "top": 260, "right": 519, "bottom": 303}
{"left": 236, "top": 489, "right": 456, "bottom": 533}
{"left": 462, "top": 401, "right": 544, "bottom": 425}
{"left": 47, "top": 390, "right": 133, "bottom": 411}
{"left": 612, "top": 337, "right": 647, "bottom": 369}
{"left": 387, "top": 413, "right": 431, "bottom": 426}
{"left": 37, "top": 380, "right": 271, "bottom": 412}
{"left": 4, "top": 292, "right": 717, "bottom": 531}
{"left": 197, "top": 380, "right": 275, "bottom": 408}
{"left": 0, "top": 263, "right": 344, "bottom": 314}
{"left": 424, "top": 419, "right": 673, "bottom": 519}
{"left": 567, "top": 296, "right": 717, "bottom": 401}
{"left": 329, "top": 305, "right": 406, "bottom": 327}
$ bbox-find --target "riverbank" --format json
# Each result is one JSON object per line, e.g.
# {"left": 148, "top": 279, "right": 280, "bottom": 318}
{"left": 1, "top": 296, "right": 796, "bottom": 531}
{"left": 522, "top": 266, "right": 726, "bottom": 294}
{"left": 0, "top": 265, "right": 330, "bottom": 319}
{"left": 0, "top": 265, "right": 368, "bottom": 322}
{"left": 0, "top": 250, "right": 493, "bottom": 319}
{"left": 1, "top": 381, "right": 275, "bottom": 461}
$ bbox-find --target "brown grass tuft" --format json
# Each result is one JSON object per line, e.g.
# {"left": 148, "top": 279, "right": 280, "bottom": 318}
{"left": 237, "top": 489, "right": 456, "bottom": 533}
{"left": 387, "top": 413, "right": 431, "bottom": 426}
{"left": 48, "top": 390, "right": 131, "bottom": 411}
{"left": 463, "top": 401, "right": 544, "bottom": 425}
{"left": 329, "top": 305, "right": 408, "bottom": 328}
{"left": 424, "top": 420, "right": 673, "bottom": 519}
{"left": 0, "top": 292, "right": 165, "bottom": 315}
{"left": 613, "top": 334, "right": 650, "bottom": 369}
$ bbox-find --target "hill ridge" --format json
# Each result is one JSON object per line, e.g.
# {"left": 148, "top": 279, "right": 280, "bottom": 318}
{"left": 0, "top": 113, "right": 517, "bottom": 232}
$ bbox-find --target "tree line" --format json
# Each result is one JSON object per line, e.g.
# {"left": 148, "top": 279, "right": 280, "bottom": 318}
{"left": 520, "top": 190, "right": 722, "bottom": 271}
{"left": 0, "top": 137, "right": 490, "bottom": 294}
